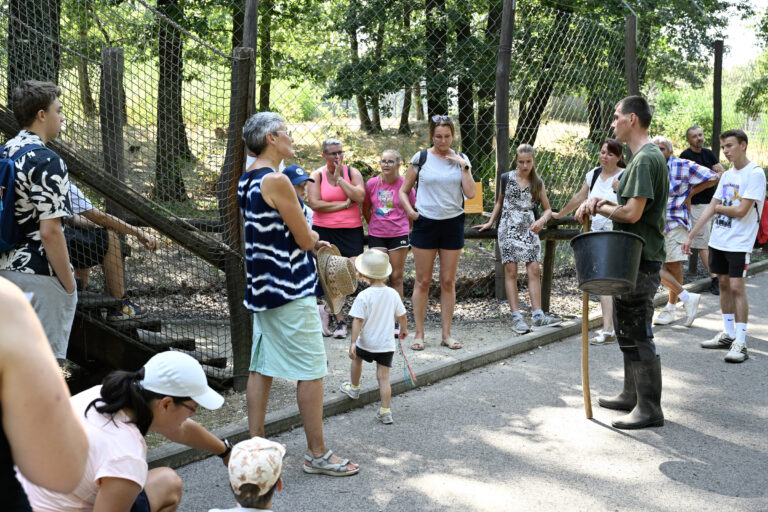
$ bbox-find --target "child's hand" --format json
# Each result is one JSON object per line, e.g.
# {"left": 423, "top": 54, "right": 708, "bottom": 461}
{"left": 529, "top": 218, "right": 546, "bottom": 234}
{"left": 348, "top": 342, "right": 356, "bottom": 360}
{"left": 472, "top": 221, "right": 492, "bottom": 231}
{"left": 399, "top": 326, "right": 408, "bottom": 339}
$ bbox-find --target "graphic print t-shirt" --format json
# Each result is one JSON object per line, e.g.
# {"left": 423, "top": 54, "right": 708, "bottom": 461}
{"left": 365, "top": 176, "right": 415, "bottom": 237}
{"left": 708, "top": 161, "right": 766, "bottom": 253}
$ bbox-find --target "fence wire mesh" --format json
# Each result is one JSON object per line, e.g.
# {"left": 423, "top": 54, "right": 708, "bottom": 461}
{"left": 0, "top": 0, "right": 766, "bottom": 389}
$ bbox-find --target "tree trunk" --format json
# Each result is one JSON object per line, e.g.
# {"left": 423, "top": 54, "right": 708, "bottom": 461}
{"left": 369, "top": 21, "right": 385, "bottom": 133}
{"left": 348, "top": 26, "right": 372, "bottom": 132}
{"left": 425, "top": 0, "right": 448, "bottom": 117}
{"left": 474, "top": 0, "right": 504, "bottom": 175}
{"left": 155, "top": 0, "right": 192, "bottom": 203}
{"left": 455, "top": 13, "right": 475, "bottom": 161}
{"left": 78, "top": 16, "right": 97, "bottom": 118}
{"left": 512, "top": 9, "right": 570, "bottom": 149}
{"left": 414, "top": 82, "right": 424, "bottom": 121}
{"left": 587, "top": 96, "right": 602, "bottom": 144}
{"left": 8, "top": 0, "right": 61, "bottom": 97}
{"left": 258, "top": 0, "right": 273, "bottom": 111}
{"left": 398, "top": 87, "right": 412, "bottom": 134}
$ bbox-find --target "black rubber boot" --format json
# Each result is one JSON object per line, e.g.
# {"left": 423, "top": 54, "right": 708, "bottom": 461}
{"left": 598, "top": 354, "right": 636, "bottom": 411}
{"left": 612, "top": 355, "right": 664, "bottom": 429}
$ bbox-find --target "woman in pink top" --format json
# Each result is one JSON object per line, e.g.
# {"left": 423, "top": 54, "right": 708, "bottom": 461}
{"left": 363, "top": 149, "right": 416, "bottom": 299}
{"left": 308, "top": 138, "right": 365, "bottom": 339}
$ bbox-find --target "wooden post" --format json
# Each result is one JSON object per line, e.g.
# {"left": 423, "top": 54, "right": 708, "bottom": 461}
{"left": 99, "top": 48, "right": 126, "bottom": 218}
{"left": 218, "top": 47, "right": 255, "bottom": 392}
{"left": 712, "top": 39, "right": 723, "bottom": 159}
{"left": 493, "top": 0, "right": 515, "bottom": 300}
{"left": 624, "top": 16, "right": 639, "bottom": 96}
{"left": 100, "top": 48, "right": 127, "bottom": 286}
{"left": 242, "top": 0, "right": 258, "bottom": 116}
{"left": 541, "top": 239, "right": 557, "bottom": 312}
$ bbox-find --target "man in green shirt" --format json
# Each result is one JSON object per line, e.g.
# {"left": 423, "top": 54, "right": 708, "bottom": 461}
{"left": 576, "top": 95, "right": 669, "bottom": 430}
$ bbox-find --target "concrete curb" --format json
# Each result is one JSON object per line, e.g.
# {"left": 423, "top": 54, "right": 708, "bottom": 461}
{"left": 149, "top": 258, "right": 768, "bottom": 469}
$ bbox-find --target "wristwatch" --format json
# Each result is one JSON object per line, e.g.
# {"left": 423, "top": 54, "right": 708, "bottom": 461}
{"left": 218, "top": 438, "right": 233, "bottom": 459}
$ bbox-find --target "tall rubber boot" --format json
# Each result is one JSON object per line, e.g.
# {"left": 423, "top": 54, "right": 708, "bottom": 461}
{"left": 598, "top": 353, "right": 636, "bottom": 411}
{"left": 612, "top": 355, "right": 664, "bottom": 429}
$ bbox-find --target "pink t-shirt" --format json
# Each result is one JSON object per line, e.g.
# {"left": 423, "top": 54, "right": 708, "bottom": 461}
{"left": 19, "top": 385, "right": 147, "bottom": 511}
{"left": 365, "top": 176, "right": 415, "bottom": 238}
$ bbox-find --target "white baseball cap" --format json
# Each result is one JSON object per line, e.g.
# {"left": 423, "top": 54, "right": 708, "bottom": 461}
{"left": 228, "top": 437, "right": 286, "bottom": 495}
{"left": 139, "top": 351, "right": 224, "bottom": 410}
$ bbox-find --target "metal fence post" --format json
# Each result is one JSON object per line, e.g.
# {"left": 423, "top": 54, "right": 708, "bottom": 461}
{"left": 624, "top": 16, "right": 639, "bottom": 96}
{"left": 218, "top": 47, "right": 255, "bottom": 392}
{"left": 100, "top": 48, "right": 126, "bottom": 218}
{"left": 494, "top": 0, "right": 515, "bottom": 300}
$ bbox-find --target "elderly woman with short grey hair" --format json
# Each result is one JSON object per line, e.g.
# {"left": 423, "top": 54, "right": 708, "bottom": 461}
{"left": 238, "top": 112, "right": 359, "bottom": 477}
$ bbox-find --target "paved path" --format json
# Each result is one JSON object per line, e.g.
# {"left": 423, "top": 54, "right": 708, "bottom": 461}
{"left": 177, "top": 271, "right": 768, "bottom": 511}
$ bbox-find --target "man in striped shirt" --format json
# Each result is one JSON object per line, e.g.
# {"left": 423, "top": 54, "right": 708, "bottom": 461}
{"left": 652, "top": 136, "right": 718, "bottom": 327}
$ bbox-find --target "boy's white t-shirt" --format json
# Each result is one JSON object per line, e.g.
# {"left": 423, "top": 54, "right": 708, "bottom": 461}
{"left": 708, "top": 161, "right": 766, "bottom": 253}
{"left": 349, "top": 286, "right": 406, "bottom": 353}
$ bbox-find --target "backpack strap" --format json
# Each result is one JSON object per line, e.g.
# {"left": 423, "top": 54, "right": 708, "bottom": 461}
{"left": 589, "top": 167, "right": 603, "bottom": 192}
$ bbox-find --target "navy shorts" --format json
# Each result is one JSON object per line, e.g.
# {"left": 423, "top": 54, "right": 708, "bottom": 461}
{"left": 410, "top": 213, "right": 465, "bottom": 250}
{"left": 368, "top": 234, "right": 410, "bottom": 251}
{"left": 130, "top": 490, "right": 150, "bottom": 512}
{"left": 65, "top": 227, "right": 110, "bottom": 269}
{"left": 313, "top": 225, "right": 364, "bottom": 258}
{"left": 355, "top": 346, "right": 394, "bottom": 367}
{"left": 709, "top": 247, "right": 749, "bottom": 278}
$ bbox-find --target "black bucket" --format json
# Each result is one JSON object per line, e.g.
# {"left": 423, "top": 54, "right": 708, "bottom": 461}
{"left": 570, "top": 231, "right": 645, "bottom": 295}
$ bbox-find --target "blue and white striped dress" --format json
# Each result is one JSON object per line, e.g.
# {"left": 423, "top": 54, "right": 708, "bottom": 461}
{"left": 238, "top": 168, "right": 318, "bottom": 312}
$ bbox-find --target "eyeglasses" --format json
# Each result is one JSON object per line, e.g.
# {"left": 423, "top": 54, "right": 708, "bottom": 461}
{"left": 325, "top": 151, "right": 344, "bottom": 158}
{"left": 275, "top": 129, "right": 292, "bottom": 137}
{"left": 432, "top": 115, "right": 452, "bottom": 123}
{"left": 178, "top": 402, "right": 198, "bottom": 415}
{"left": 380, "top": 160, "right": 398, "bottom": 166}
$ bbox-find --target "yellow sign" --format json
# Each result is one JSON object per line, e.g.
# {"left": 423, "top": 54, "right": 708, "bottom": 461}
{"left": 464, "top": 182, "right": 483, "bottom": 214}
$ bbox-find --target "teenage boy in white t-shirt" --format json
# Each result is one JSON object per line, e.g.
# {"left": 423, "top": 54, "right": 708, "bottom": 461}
{"left": 683, "top": 129, "right": 766, "bottom": 363}
{"left": 339, "top": 250, "right": 407, "bottom": 424}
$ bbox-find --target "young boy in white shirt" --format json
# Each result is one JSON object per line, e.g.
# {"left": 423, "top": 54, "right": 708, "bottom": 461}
{"left": 683, "top": 129, "right": 766, "bottom": 363}
{"left": 340, "top": 249, "right": 408, "bottom": 424}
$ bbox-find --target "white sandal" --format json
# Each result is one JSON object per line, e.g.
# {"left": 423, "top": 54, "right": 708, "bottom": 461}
{"left": 590, "top": 330, "right": 616, "bottom": 345}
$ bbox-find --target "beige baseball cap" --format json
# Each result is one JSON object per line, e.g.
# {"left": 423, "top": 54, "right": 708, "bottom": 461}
{"left": 228, "top": 437, "right": 286, "bottom": 496}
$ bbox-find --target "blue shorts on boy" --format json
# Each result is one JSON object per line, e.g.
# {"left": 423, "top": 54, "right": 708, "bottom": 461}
{"left": 349, "top": 285, "right": 406, "bottom": 355}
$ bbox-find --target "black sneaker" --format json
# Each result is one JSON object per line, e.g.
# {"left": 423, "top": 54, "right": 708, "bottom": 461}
{"left": 710, "top": 276, "right": 720, "bottom": 296}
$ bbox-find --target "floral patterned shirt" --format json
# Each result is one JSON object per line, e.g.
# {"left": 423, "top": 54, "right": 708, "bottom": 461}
{"left": 0, "top": 130, "right": 72, "bottom": 275}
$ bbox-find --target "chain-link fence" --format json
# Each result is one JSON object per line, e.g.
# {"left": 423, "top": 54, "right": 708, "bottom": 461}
{"left": 1, "top": 0, "right": 765, "bottom": 388}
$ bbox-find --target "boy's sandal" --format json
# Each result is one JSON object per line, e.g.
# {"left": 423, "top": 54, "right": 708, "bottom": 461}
{"left": 411, "top": 338, "right": 425, "bottom": 351}
{"left": 440, "top": 337, "right": 463, "bottom": 350}
{"left": 303, "top": 449, "right": 359, "bottom": 477}
{"left": 589, "top": 330, "right": 616, "bottom": 345}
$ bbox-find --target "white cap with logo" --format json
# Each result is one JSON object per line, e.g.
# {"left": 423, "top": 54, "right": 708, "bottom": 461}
{"left": 139, "top": 351, "right": 224, "bottom": 410}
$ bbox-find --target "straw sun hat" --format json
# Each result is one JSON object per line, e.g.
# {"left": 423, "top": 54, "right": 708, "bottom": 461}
{"left": 354, "top": 249, "right": 392, "bottom": 280}
{"left": 316, "top": 245, "right": 357, "bottom": 315}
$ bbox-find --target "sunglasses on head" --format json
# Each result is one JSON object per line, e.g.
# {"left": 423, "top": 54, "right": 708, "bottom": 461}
{"left": 432, "top": 115, "right": 452, "bottom": 122}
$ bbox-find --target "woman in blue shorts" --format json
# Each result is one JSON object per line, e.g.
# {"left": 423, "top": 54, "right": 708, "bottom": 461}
{"left": 398, "top": 115, "right": 476, "bottom": 350}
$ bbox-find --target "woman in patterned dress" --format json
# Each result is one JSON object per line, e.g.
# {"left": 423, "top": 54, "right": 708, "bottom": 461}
{"left": 474, "top": 144, "right": 561, "bottom": 334}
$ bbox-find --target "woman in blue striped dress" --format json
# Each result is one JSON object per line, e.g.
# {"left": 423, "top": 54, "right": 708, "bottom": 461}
{"left": 238, "top": 112, "right": 359, "bottom": 477}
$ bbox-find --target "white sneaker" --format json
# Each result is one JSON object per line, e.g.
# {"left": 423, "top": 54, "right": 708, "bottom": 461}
{"left": 724, "top": 341, "right": 748, "bottom": 363}
{"left": 701, "top": 331, "right": 735, "bottom": 349}
{"left": 683, "top": 293, "right": 701, "bottom": 327}
{"left": 653, "top": 308, "right": 676, "bottom": 325}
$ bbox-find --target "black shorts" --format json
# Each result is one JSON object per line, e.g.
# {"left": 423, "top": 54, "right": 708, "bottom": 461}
{"left": 130, "top": 490, "right": 150, "bottom": 512}
{"left": 410, "top": 213, "right": 465, "bottom": 250}
{"left": 368, "top": 234, "right": 410, "bottom": 252}
{"left": 65, "top": 227, "right": 110, "bottom": 269}
{"left": 709, "top": 247, "right": 749, "bottom": 278}
{"left": 355, "top": 346, "right": 394, "bottom": 367}
{"left": 313, "top": 225, "right": 364, "bottom": 258}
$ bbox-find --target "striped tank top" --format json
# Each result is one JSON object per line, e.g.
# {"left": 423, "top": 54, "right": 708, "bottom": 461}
{"left": 238, "top": 168, "right": 318, "bottom": 311}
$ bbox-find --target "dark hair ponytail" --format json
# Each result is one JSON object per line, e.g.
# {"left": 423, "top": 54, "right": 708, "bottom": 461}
{"left": 85, "top": 368, "right": 190, "bottom": 436}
